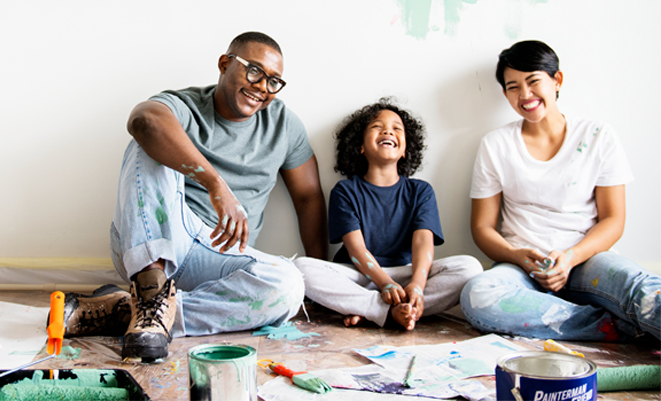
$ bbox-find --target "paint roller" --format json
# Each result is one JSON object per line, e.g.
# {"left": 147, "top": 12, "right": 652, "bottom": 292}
{"left": 597, "top": 365, "right": 661, "bottom": 392}
{"left": 0, "top": 292, "right": 131, "bottom": 401}
{"left": 543, "top": 339, "right": 660, "bottom": 393}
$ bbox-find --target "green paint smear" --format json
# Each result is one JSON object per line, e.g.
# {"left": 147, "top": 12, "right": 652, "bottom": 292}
{"left": 155, "top": 207, "right": 168, "bottom": 224}
{"left": 253, "top": 322, "right": 321, "bottom": 341}
{"left": 398, "top": 0, "right": 433, "bottom": 39}
{"left": 56, "top": 346, "right": 82, "bottom": 360}
{"left": 268, "top": 296, "right": 286, "bottom": 308}
{"left": 154, "top": 190, "right": 168, "bottom": 224}
{"left": 398, "top": 0, "right": 482, "bottom": 39}
{"left": 443, "top": 0, "right": 477, "bottom": 36}
{"left": 448, "top": 358, "right": 490, "bottom": 375}
{"left": 504, "top": 23, "right": 520, "bottom": 40}
{"left": 249, "top": 299, "right": 264, "bottom": 310}
{"left": 229, "top": 296, "right": 251, "bottom": 303}
{"left": 499, "top": 293, "right": 543, "bottom": 314}
{"left": 221, "top": 316, "right": 251, "bottom": 328}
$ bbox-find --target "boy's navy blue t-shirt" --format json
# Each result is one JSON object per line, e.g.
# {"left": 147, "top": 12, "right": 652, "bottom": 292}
{"left": 329, "top": 175, "right": 444, "bottom": 267}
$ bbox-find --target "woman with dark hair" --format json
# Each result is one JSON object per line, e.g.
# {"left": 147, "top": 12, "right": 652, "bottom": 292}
{"left": 461, "top": 40, "right": 660, "bottom": 341}
{"left": 295, "top": 98, "right": 481, "bottom": 330}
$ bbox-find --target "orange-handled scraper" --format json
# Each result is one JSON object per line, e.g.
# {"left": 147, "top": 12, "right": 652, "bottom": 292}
{"left": 0, "top": 291, "right": 65, "bottom": 378}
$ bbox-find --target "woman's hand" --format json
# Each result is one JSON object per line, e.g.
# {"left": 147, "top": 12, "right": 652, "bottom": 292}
{"left": 512, "top": 248, "right": 548, "bottom": 275}
{"left": 380, "top": 282, "right": 407, "bottom": 305}
{"left": 532, "top": 249, "right": 575, "bottom": 292}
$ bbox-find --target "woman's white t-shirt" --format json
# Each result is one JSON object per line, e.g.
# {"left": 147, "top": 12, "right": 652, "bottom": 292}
{"left": 470, "top": 117, "right": 633, "bottom": 255}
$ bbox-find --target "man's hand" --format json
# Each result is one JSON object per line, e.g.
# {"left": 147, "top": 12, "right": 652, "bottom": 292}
{"left": 380, "top": 282, "right": 407, "bottom": 305}
{"left": 209, "top": 181, "right": 249, "bottom": 253}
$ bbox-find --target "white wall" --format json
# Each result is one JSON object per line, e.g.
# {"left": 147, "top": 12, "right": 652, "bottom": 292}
{"left": 1, "top": 0, "right": 659, "bottom": 270}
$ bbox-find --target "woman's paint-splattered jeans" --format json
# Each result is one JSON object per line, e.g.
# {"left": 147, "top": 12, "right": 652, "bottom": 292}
{"left": 460, "top": 252, "right": 661, "bottom": 341}
{"left": 110, "top": 140, "right": 305, "bottom": 338}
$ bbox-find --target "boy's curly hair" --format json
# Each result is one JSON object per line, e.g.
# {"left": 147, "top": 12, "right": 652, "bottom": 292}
{"left": 334, "top": 97, "right": 426, "bottom": 178}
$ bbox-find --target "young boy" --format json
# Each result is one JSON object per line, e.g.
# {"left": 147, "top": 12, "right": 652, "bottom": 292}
{"left": 295, "top": 99, "right": 481, "bottom": 330}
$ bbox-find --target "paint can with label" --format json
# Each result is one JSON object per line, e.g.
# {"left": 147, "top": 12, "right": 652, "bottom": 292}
{"left": 188, "top": 344, "right": 257, "bottom": 401}
{"left": 496, "top": 351, "right": 597, "bottom": 401}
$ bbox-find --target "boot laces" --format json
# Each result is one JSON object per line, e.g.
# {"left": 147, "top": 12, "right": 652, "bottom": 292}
{"left": 135, "top": 283, "right": 171, "bottom": 336}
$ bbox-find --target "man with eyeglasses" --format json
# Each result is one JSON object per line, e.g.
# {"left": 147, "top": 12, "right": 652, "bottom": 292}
{"left": 59, "top": 32, "right": 327, "bottom": 361}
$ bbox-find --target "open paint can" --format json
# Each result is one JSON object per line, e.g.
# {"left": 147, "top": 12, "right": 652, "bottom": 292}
{"left": 188, "top": 344, "right": 257, "bottom": 401}
{"left": 496, "top": 351, "right": 597, "bottom": 401}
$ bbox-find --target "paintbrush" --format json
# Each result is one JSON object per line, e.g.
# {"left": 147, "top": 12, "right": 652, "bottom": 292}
{"left": 404, "top": 354, "right": 418, "bottom": 387}
{"left": 258, "top": 359, "right": 332, "bottom": 394}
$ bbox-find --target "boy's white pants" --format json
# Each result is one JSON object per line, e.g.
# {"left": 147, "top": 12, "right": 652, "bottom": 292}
{"left": 294, "top": 255, "right": 482, "bottom": 327}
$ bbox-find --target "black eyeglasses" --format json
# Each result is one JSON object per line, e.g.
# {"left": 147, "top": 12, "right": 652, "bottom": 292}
{"left": 227, "top": 54, "right": 286, "bottom": 94}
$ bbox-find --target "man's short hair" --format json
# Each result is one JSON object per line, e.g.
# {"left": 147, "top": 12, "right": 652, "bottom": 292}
{"left": 228, "top": 32, "right": 282, "bottom": 56}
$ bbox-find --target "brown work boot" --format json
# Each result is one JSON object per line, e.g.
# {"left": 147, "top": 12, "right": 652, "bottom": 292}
{"left": 122, "top": 268, "right": 177, "bottom": 361}
{"left": 58, "top": 284, "right": 131, "bottom": 337}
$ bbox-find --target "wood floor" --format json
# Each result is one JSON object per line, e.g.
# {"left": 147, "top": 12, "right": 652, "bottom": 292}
{"left": 0, "top": 290, "right": 659, "bottom": 400}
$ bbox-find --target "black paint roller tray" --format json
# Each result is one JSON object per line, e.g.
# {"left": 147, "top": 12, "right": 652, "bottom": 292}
{"left": 0, "top": 368, "right": 150, "bottom": 400}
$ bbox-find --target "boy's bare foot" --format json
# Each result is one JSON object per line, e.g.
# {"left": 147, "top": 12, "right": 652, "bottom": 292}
{"left": 391, "top": 303, "right": 417, "bottom": 330}
{"left": 343, "top": 315, "right": 365, "bottom": 327}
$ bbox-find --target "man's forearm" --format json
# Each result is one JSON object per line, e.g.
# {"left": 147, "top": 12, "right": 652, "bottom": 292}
{"left": 297, "top": 196, "right": 328, "bottom": 259}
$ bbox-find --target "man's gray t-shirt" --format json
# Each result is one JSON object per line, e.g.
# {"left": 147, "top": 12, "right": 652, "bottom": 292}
{"left": 150, "top": 85, "right": 314, "bottom": 245}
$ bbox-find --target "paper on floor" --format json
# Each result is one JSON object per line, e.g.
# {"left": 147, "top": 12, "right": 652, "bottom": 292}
{"left": 0, "top": 301, "right": 49, "bottom": 369}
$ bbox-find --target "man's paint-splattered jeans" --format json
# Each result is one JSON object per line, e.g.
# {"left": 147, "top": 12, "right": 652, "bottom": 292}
{"left": 460, "top": 252, "right": 661, "bottom": 341}
{"left": 110, "top": 140, "right": 304, "bottom": 337}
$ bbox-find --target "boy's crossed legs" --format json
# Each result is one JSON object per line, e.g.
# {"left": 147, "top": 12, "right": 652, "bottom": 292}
{"left": 295, "top": 255, "right": 481, "bottom": 330}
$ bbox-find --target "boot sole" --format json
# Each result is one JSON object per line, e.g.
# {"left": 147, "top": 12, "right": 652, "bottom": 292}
{"left": 122, "top": 332, "right": 170, "bottom": 360}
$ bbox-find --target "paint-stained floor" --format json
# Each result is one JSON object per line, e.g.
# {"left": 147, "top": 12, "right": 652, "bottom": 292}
{"left": 0, "top": 290, "right": 659, "bottom": 400}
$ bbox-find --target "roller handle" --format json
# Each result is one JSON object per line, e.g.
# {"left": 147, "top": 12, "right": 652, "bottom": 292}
{"left": 46, "top": 291, "right": 65, "bottom": 355}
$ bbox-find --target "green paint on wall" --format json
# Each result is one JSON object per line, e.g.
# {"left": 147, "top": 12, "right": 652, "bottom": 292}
{"left": 443, "top": 0, "right": 470, "bottom": 36}
{"left": 398, "top": 0, "right": 433, "bottom": 39}
{"left": 397, "top": 0, "right": 482, "bottom": 39}
{"left": 504, "top": 23, "right": 521, "bottom": 40}
{"left": 396, "top": 0, "right": 549, "bottom": 40}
